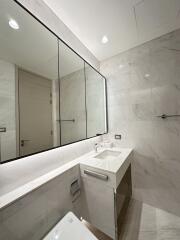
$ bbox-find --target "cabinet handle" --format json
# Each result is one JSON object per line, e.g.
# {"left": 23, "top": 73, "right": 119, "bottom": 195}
{"left": 84, "top": 170, "right": 108, "bottom": 181}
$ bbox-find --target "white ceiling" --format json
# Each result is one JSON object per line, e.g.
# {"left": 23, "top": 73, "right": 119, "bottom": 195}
{"left": 43, "top": 0, "right": 180, "bottom": 61}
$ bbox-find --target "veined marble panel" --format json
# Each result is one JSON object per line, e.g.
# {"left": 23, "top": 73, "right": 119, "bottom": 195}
{"left": 101, "top": 28, "right": 180, "bottom": 216}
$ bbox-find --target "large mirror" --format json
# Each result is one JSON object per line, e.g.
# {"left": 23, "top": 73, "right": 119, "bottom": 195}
{"left": 0, "top": 0, "right": 59, "bottom": 162}
{"left": 59, "top": 41, "right": 86, "bottom": 145}
{"left": 0, "top": 0, "right": 107, "bottom": 163}
{"left": 85, "top": 64, "right": 107, "bottom": 138}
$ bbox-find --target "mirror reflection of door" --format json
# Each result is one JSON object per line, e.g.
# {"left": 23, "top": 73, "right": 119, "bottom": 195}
{"left": 18, "top": 69, "right": 53, "bottom": 156}
{"left": 0, "top": 60, "right": 17, "bottom": 161}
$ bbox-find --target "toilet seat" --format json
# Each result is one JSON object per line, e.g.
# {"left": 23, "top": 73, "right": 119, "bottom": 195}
{"left": 43, "top": 212, "right": 98, "bottom": 240}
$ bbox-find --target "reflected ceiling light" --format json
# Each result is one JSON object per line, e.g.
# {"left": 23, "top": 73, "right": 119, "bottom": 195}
{"left": 119, "top": 64, "right": 124, "bottom": 69}
{"left": 9, "top": 19, "right": 19, "bottom": 30}
{"left": 101, "top": 35, "right": 108, "bottom": 44}
{"left": 145, "top": 73, "right": 150, "bottom": 78}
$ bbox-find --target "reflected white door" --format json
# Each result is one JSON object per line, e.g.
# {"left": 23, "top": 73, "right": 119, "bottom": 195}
{"left": 18, "top": 69, "right": 53, "bottom": 156}
{"left": 0, "top": 60, "right": 16, "bottom": 162}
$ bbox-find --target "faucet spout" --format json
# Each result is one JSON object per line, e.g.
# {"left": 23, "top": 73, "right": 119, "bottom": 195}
{"left": 94, "top": 143, "right": 100, "bottom": 153}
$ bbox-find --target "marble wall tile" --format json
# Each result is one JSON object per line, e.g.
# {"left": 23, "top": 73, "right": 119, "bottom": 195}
{"left": 101, "top": 28, "right": 180, "bottom": 216}
{"left": 0, "top": 165, "right": 80, "bottom": 240}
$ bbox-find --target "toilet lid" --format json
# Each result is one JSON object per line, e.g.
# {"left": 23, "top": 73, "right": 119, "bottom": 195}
{"left": 43, "top": 212, "right": 98, "bottom": 240}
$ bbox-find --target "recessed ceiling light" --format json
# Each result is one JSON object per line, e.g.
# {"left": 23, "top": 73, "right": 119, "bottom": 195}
{"left": 145, "top": 73, "right": 150, "bottom": 78}
{"left": 55, "top": 234, "right": 59, "bottom": 239}
{"left": 101, "top": 35, "right": 108, "bottom": 44}
{"left": 9, "top": 19, "right": 19, "bottom": 30}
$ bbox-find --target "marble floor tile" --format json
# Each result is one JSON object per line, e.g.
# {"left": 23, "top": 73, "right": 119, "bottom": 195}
{"left": 157, "top": 230, "right": 180, "bottom": 240}
{"left": 138, "top": 231, "right": 157, "bottom": 240}
{"left": 156, "top": 208, "right": 180, "bottom": 230}
{"left": 139, "top": 203, "right": 157, "bottom": 232}
{"left": 119, "top": 230, "right": 157, "bottom": 240}
{"left": 84, "top": 199, "right": 180, "bottom": 240}
{"left": 84, "top": 221, "right": 112, "bottom": 240}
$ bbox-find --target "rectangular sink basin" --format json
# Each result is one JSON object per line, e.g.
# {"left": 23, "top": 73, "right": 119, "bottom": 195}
{"left": 95, "top": 150, "right": 121, "bottom": 160}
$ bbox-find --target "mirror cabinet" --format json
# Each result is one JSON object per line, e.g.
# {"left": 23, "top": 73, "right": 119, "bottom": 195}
{"left": 0, "top": 0, "right": 107, "bottom": 163}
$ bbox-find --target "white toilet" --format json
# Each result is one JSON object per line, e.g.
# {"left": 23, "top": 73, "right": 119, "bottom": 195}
{"left": 43, "top": 212, "right": 98, "bottom": 240}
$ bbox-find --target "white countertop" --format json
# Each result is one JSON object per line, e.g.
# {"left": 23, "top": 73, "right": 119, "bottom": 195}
{"left": 0, "top": 147, "right": 133, "bottom": 210}
{"left": 80, "top": 147, "right": 132, "bottom": 174}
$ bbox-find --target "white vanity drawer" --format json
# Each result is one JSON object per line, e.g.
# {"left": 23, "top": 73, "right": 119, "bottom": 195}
{"left": 80, "top": 164, "right": 116, "bottom": 188}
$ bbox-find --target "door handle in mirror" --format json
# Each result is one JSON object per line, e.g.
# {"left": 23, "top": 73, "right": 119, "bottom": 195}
{"left": 0, "top": 127, "right": 6, "bottom": 133}
{"left": 21, "top": 139, "right": 30, "bottom": 147}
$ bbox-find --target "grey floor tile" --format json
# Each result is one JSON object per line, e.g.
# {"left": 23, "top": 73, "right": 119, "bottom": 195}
{"left": 157, "top": 230, "right": 180, "bottom": 240}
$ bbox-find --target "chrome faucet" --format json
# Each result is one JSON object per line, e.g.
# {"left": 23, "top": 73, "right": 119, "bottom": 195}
{"left": 94, "top": 143, "right": 100, "bottom": 153}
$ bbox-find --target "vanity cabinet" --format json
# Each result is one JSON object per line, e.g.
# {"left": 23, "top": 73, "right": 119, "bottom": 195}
{"left": 80, "top": 165, "right": 132, "bottom": 240}
{"left": 80, "top": 173, "right": 116, "bottom": 239}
